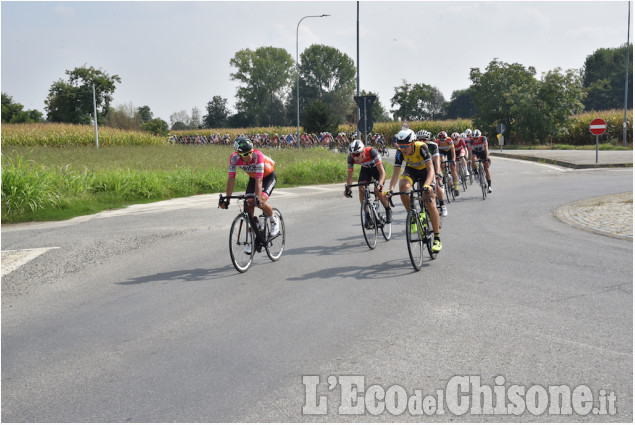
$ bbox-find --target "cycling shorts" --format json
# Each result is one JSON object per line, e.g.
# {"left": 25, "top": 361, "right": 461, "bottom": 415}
{"left": 472, "top": 150, "right": 488, "bottom": 162}
{"left": 246, "top": 171, "right": 276, "bottom": 200}
{"left": 455, "top": 147, "right": 466, "bottom": 157}
{"left": 359, "top": 166, "right": 381, "bottom": 184}
{"left": 400, "top": 166, "right": 431, "bottom": 186}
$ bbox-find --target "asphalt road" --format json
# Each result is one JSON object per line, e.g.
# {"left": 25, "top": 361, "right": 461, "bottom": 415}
{"left": 1, "top": 156, "right": 632, "bottom": 422}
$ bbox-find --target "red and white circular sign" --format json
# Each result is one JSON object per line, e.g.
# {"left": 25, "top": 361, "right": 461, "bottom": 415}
{"left": 589, "top": 118, "right": 607, "bottom": 135}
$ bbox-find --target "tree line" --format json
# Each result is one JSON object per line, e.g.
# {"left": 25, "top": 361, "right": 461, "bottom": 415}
{"left": 2, "top": 43, "right": 631, "bottom": 144}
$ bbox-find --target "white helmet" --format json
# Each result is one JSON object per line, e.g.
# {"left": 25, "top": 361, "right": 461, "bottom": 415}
{"left": 395, "top": 129, "right": 416, "bottom": 144}
{"left": 349, "top": 139, "right": 364, "bottom": 154}
{"left": 464, "top": 129, "right": 472, "bottom": 136}
{"left": 473, "top": 129, "right": 482, "bottom": 138}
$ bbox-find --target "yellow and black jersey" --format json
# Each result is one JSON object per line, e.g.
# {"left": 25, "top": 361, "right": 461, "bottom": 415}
{"left": 394, "top": 141, "right": 432, "bottom": 170}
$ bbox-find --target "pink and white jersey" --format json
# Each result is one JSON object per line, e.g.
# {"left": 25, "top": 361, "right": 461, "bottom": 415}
{"left": 228, "top": 149, "right": 275, "bottom": 179}
{"left": 347, "top": 147, "right": 382, "bottom": 172}
{"left": 469, "top": 136, "right": 488, "bottom": 152}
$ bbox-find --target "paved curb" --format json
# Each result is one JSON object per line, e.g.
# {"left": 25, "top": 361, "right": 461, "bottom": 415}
{"left": 490, "top": 152, "right": 633, "bottom": 169}
{"left": 554, "top": 192, "right": 633, "bottom": 241}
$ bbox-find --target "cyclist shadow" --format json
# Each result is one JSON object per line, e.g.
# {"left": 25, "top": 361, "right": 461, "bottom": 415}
{"left": 114, "top": 265, "right": 238, "bottom": 285}
{"left": 286, "top": 258, "right": 424, "bottom": 282}
{"left": 281, "top": 236, "right": 369, "bottom": 257}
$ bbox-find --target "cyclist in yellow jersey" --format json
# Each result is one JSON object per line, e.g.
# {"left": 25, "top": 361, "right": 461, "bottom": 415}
{"left": 387, "top": 129, "right": 442, "bottom": 252}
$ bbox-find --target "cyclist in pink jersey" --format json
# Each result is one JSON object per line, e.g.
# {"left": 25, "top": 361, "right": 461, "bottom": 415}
{"left": 219, "top": 137, "right": 280, "bottom": 239}
{"left": 452, "top": 132, "right": 470, "bottom": 181}
{"left": 468, "top": 129, "right": 493, "bottom": 193}
{"left": 344, "top": 139, "right": 392, "bottom": 223}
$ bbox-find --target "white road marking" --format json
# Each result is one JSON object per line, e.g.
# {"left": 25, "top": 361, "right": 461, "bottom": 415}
{"left": 1, "top": 247, "right": 60, "bottom": 277}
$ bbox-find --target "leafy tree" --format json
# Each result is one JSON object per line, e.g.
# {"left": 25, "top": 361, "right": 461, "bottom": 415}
{"left": 202, "top": 95, "right": 230, "bottom": 128}
{"left": 297, "top": 44, "right": 356, "bottom": 125}
{"left": 303, "top": 99, "right": 339, "bottom": 134}
{"left": 446, "top": 88, "right": 476, "bottom": 119}
{"left": 227, "top": 112, "right": 251, "bottom": 129}
{"left": 169, "top": 109, "right": 201, "bottom": 130}
{"left": 190, "top": 107, "right": 202, "bottom": 129}
{"left": 137, "top": 105, "right": 154, "bottom": 123}
{"left": 2, "top": 93, "right": 44, "bottom": 123}
{"left": 45, "top": 65, "right": 121, "bottom": 124}
{"left": 141, "top": 118, "right": 170, "bottom": 137}
{"left": 390, "top": 80, "right": 447, "bottom": 120}
{"left": 230, "top": 46, "right": 294, "bottom": 126}
{"left": 103, "top": 102, "right": 141, "bottom": 130}
{"left": 583, "top": 44, "right": 633, "bottom": 111}
{"left": 469, "top": 59, "right": 537, "bottom": 138}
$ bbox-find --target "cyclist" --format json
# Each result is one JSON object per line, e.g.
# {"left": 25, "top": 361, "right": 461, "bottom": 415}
{"left": 387, "top": 129, "right": 442, "bottom": 252}
{"left": 344, "top": 139, "right": 392, "bottom": 224}
{"left": 452, "top": 132, "right": 470, "bottom": 182}
{"left": 219, "top": 137, "right": 279, "bottom": 253}
{"left": 468, "top": 129, "right": 493, "bottom": 193}
{"left": 436, "top": 131, "right": 460, "bottom": 198}
{"left": 416, "top": 130, "right": 447, "bottom": 217}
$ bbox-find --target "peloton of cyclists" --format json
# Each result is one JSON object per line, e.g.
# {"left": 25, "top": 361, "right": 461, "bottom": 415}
{"left": 344, "top": 139, "right": 392, "bottom": 224}
{"left": 387, "top": 128, "right": 442, "bottom": 253}
{"left": 435, "top": 131, "right": 460, "bottom": 198}
{"left": 468, "top": 129, "right": 493, "bottom": 193}
{"left": 219, "top": 137, "right": 280, "bottom": 254}
{"left": 416, "top": 130, "right": 448, "bottom": 217}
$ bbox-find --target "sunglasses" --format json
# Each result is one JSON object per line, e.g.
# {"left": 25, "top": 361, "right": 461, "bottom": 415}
{"left": 397, "top": 144, "right": 412, "bottom": 150}
{"left": 239, "top": 151, "right": 253, "bottom": 157}
{"left": 352, "top": 152, "right": 362, "bottom": 157}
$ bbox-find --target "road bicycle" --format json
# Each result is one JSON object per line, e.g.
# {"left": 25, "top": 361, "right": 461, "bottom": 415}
{"left": 346, "top": 181, "right": 392, "bottom": 249}
{"left": 389, "top": 180, "right": 437, "bottom": 271}
{"left": 218, "top": 194, "right": 285, "bottom": 273}
{"left": 457, "top": 156, "right": 469, "bottom": 191}
{"left": 476, "top": 159, "right": 488, "bottom": 200}
{"left": 441, "top": 160, "right": 456, "bottom": 203}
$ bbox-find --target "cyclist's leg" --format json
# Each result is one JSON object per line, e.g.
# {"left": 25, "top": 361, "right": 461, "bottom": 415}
{"left": 398, "top": 170, "right": 415, "bottom": 211}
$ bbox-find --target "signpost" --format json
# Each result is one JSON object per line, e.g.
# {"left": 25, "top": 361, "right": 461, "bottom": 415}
{"left": 589, "top": 118, "right": 607, "bottom": 163}
{"left": 496, "top": 123, "right": 506, "bottom": 152}
{"left": 354, "top": 95, "right": 376, "bottom": 141}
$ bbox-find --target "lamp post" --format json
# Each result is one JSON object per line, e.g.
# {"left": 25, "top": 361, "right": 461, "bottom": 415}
{"left": 296, "top": 14, "right": 329, "bottom": 148}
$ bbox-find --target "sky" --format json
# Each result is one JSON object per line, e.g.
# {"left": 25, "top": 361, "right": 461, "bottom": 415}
{"left": 1, "top": 1, "right": 632, "bottom": 123}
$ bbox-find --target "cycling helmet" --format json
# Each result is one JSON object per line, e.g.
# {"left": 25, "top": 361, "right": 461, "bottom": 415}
{"left": 349, "top": 139, "right": 365, "bottom": 154}
{"left": 396, "top": 129, "right": 416, "bottom": 144}
{"left": 451, "top": 132, "right": 460, "bottom": 140}
{"left": 437, "top": 131, "right": 448, "bottom": 140}
{"left": 416, "top": 130, "right": 428, "bottom": 140}
{"left": 234, "top": 137, "right": 253, "bottom": 153}
{"left": 464, "top": 129, "right": 472, "bottom": 137}
{"left": 460, "top": 133, "right": 467, "bottom": 139}
{"left": 473, "top": 129, "right": 482, "bottom": 138}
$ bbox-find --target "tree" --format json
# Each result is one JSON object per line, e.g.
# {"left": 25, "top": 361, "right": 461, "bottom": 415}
{"left": 190, "top": 107, "right": 202, "bottom": 129}
{"left": 137, "top": 105, "right": 153, "bottom": 123}
{"left": 446, "top": 88, "right": 476, "bottom": 119}
{"left": 230, "top": 46, "right": 294, "bottom": 126}
{"left": 303, "top": 99, "right": 339, "bottom": 134}
{"left": 141, "top": 118, "right": 170, "bottom": 137}
{"left": 202, "top": 95, "right": 230, "bottom": 128}
{"left": 390, "top": 80, "right": 447, "bottom": 121}
{"left": 103, "top": 102, "right": 141, "bottom": 130}
{"left": 45, "top": 65, "right": 121, "bottom": 124}
{"left": 583, "top": 44, "right": 633, "bottom": 111}
{"left": 2, "top": 93, "right": 43, "bottom": 123}
{"left": 297, "top": 44, "right": 356, "bottom": 125}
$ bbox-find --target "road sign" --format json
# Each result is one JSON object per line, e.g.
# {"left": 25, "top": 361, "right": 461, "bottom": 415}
{"left": 496, "top": 123, "right": 506, "bottom": 134}
{"left": 357, "top": 118, "right": 374, "bottom": 133}
{"left": 354, "top": 95, "right": 376, "bottom": 111}
{"left": 589, "top": 118, "right": 607, "bottom": 135}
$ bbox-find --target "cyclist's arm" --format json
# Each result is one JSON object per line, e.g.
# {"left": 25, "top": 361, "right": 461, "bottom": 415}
{"left": 388, "top": 165, "right": 401, "bottom": 192}
{"left": 377, "top": 162, "right": 387, "bottom": 187}
{"left": 255, "top": 177, "right": 264, "bottom": 204}
{"left": 424, "top": 161, "right": 435, "bottom": 187}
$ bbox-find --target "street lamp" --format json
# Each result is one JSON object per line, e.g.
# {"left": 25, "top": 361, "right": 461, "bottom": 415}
{"left": 296, "top": 14, "right": 330, "bottom": 148}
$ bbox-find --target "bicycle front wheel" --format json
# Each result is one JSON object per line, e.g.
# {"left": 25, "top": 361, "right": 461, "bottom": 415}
{"left": 361, "top": 200, "right": 378, "bottom": 250}
{"left": 479, "top": 165, "right": 487, "bottom": 199}
{"left": 422, "top": 209, "right": 437, "bottom": 260}
{"left": 460, "top": 165, "right": 468, "bottom": 191}
{"left": 265, "top": 208, "right": 285, "bottom": 261}
{"left": 406, "top": 209, "right": 424, "bottom": 271}
{"left": 229, "top": 214, "right": 254, "bottom": 273}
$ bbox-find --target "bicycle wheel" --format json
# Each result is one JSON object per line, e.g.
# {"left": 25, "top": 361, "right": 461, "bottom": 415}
{"left": 479, "top": 165, "right": 487, "bottom": 199}
{"left": 265, "top": 208, "right": 285, "bottom": 261}
{"left": 406, "top": 209, "right": 424, "bottom": 271}
{"left": 460, "top": 165, "right": 468, "bottom": 191}
{"left": 361, "top": 200, "right": 378, "bottom": 249}
{"left": 445, "top": 173, "right": 455, "bottom": 202}
{"left": 377, "top": 202, "right": 392, "bottom": 241}
{"left": 229, "top": 214, "right": 254, "bottom": 273}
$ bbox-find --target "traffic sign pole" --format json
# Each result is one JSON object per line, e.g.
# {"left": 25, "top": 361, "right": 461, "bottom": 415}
{"left": 589, "top": 118, "right": 607, "bottom": 164}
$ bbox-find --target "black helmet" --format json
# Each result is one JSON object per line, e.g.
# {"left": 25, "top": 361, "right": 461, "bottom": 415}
{"left": 234, "top": 137, "right": 253, "bottom": 153}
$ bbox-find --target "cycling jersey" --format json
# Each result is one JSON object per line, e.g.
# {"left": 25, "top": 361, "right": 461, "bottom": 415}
{"left": 453, "top": 138, "right": 467, "bottom": 152}
{"left": 426, "top": 141, "right": 440, "bottom": 158}
{"left": 394, "top": 141, "right": 432, "bottom": 170}
{"left": 347, "top": 147, "right": 382, "bottom": 172}
{"left": 228, "top": 149, "right": 275, "bottom": 179}
{"left": 470, "top": 136, "right": 488, "bottom": 152}
{"left": 436, "top": 137, "right": 454, "bottom": 154}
